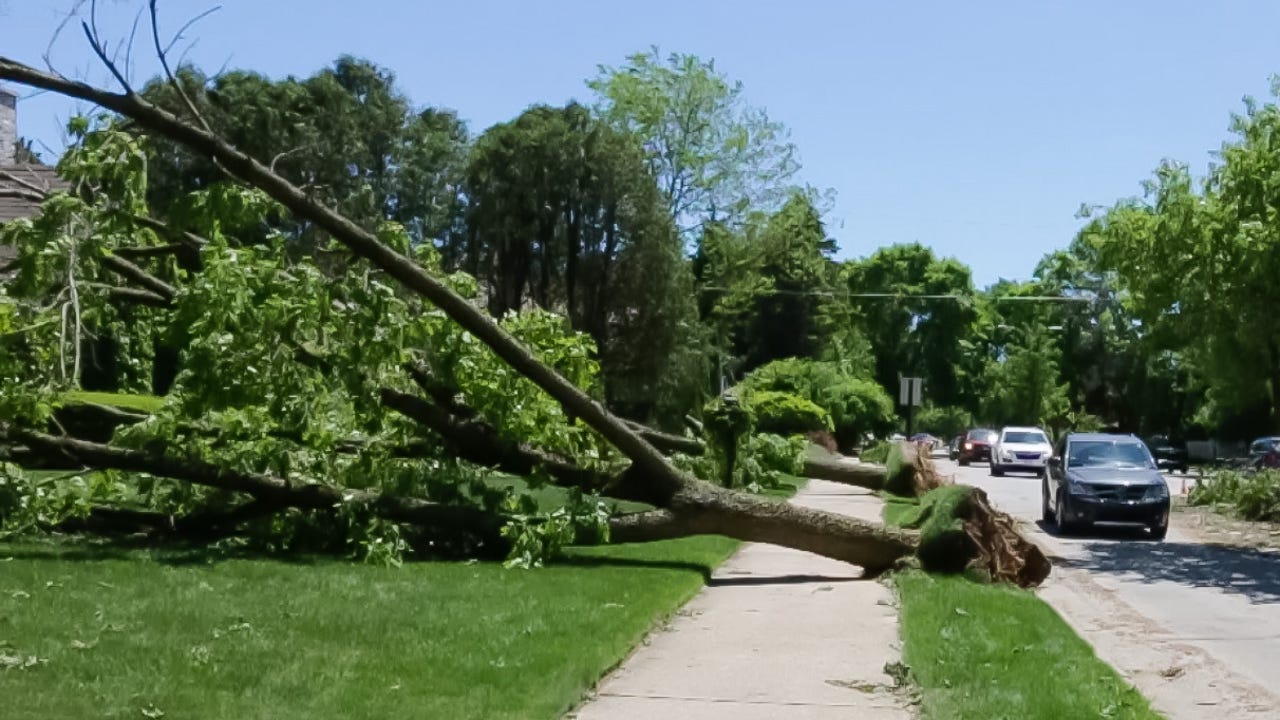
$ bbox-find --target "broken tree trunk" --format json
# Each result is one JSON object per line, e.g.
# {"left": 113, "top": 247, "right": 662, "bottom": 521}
{"left": 0, "top": 56, "right": 1047, "bottom": 585}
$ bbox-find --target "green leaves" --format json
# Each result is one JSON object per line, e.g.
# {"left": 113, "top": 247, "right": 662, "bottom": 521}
{"left": 589, "top": 47, "right": 804, "bottom": 236}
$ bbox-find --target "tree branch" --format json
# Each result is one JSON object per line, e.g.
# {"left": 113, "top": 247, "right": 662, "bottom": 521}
{"left": 0, "top": 425, "right": 502, "bottom": 537}
{"left": 84, "top": 283, "right": 171, "bottom": 307}
{"left": 379, "top": 388, "right": 613, "bottom": 496}
{"left": 101, "top": 254, "right": 177, "bottom": 300}
{"left": 0, "top": 56, "right": 683, "bottom": 501}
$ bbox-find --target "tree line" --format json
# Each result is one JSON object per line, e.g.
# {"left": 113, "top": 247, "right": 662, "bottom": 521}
{"left": 116, "top": 49, "right": 1279, "bottom": 441}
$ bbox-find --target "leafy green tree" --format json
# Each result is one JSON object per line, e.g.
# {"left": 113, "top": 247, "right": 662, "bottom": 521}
{"left": 462, "top": 103, "right": 704, "bottom": 423}
{"left": 915, "top": 405, "right": 974, "bottom": 441}
{"left": 1083, "top": 85, "right": 1280, "bottom": 432}
{"left": 698, "top": 194, "right": 848, "bottom": 376}
{"left": 980, "top": 325, "right": 1070, "bottom": 429}
{"left": 138, "top": 57, "right": 470, "bottom": 249}
{"left": 843, "top": 244, "right": 978, "bottom": 410}
{"left": 589, "top": 47, "right": 804, "bottom": 238}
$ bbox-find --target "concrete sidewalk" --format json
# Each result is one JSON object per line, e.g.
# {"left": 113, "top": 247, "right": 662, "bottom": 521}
{"left": 567, "top": 480, "right": 913, "bottom": 719}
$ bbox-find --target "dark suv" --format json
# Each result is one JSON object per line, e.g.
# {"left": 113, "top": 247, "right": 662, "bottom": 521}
{"left": 1144, "top": 435, "right": 1188, "bottom": 474}
{"left": 1043, "top": 432, "right": 1170, "bottom": 539}
{"left": 956, "top": 428, "right": 997, "bottom": 466}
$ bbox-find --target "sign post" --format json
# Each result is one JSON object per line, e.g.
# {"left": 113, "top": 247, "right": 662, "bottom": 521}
{"left": 899, "top": 376, "right": 923, "bottom": 436}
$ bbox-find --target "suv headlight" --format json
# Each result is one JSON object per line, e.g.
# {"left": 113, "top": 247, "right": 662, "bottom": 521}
{"left": 1143, "top": 483, "right": 1169, "bottom": 501}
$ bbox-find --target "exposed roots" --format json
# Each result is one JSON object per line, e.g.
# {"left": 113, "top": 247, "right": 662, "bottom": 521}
{"left": 960, "top": 488, "right": 1051, "bottom": 588}
{"left": 908, "top": 444, "right": 949, "bottom": 495}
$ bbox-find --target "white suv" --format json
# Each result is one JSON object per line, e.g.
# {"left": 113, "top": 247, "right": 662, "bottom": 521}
{"left": 991, "top": 426, "right": 1053, "bottom": 477}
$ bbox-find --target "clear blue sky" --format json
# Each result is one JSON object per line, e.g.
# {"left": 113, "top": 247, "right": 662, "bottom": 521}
{"left": 4, "top": 0, "right": 1279, "bottom": 287}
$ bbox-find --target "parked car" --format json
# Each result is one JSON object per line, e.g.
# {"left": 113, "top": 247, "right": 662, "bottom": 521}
{"left": 990, "top": 426, "right": 1052, "bottom": 477}
{"left": 948, "top": 435, "right": 964, "bottom": 461}
{"left": 1043, "top": 432, "right": 1170, "bottom": 539}
{"left": 1144, "top": 435, "right": 1189, "bottom": 474}
{"left": 1249, "top": 436, "right": 1280, "bottom": 469}
{"left": 957, "top": 428, "right": 997, "bottom": 466}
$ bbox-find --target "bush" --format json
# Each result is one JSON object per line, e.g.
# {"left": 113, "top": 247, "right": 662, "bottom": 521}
{"left": 743, "top": 390, "right": 833, "bottom": 437}
{"left": 1188, "top": 469, "right": 1280, "bottom": 522}
{"left": 738, "top": 358, "right": 894, "bottom": 451}
{"left": 823, "top": 379, "right": 897, "bottom": 451}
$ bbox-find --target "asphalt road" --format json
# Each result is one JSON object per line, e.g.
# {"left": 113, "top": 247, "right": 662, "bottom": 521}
{"left": 940, "top": 456, "right": 1280, "bottom": 719}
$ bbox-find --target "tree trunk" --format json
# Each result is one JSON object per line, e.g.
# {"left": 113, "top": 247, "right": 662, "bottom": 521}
{"left": 802, "top": 456, "right": 887, "bottom": 491}
{"left": 612, "top": 482, "right": 917, "bottom": 575}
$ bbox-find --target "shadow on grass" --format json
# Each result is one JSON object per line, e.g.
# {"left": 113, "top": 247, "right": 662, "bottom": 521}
{"left": 0, "top": 537, "right": 328, "bottom": 566}
{"left": 550, "top": 554, "right": 714, "bottom": 580}
{"left": 1037, "top": 520, "right": 1280, "bottom": 605}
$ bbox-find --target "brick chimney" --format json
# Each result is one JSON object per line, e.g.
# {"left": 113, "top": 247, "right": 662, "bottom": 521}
{"left": 0, "top": 86, "right": 16, "bottom": 163}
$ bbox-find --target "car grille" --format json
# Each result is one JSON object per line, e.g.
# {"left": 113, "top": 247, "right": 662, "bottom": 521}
{"left": 1014, "top": 452, "right": 1042, "bottom": 461}
{"left": 1088, "top": 484, "right": 1148, "bottom": 502}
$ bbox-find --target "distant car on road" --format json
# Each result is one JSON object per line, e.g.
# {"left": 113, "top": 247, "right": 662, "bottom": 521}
{"left": 1144, "top": 435, "right": 1189, "bottom": 474}
{"left": 1043, "top": 432, "right": 1170, "bottom": 539}
{"left": 948, "top": 435, "right": 964, "bottom": 461}
{"left": 990, "top": 426, "right": 1052, "bottom": 477}
{"left": 957, "top": 428, "right": 997, "bottom": 466}
{"left": 1249, "top": 436, "right": 1280, "bottom": 469}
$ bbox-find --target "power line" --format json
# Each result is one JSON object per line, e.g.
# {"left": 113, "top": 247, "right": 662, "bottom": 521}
{"left": 696, "top": 286, "right": 1093, "bottom": 302}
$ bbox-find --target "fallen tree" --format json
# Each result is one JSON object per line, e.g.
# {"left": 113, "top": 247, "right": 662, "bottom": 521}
{"left": 0, "top": 45, "right": 1048, "bottom": 586}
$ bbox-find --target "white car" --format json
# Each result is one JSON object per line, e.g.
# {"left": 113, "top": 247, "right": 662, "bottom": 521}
{"left": 991, "top": 426, "right": 1053, "bottom": 477}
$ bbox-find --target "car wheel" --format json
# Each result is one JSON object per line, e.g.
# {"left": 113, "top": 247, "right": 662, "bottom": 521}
{"left": 1054, "top": 491, "right": 1074, "bottom": 534}
{"left": 990, "top": 463, "right": 1004, "bottom": 477}
{"left": 959, "top": 458, "right": 969, "bottom": 467}
{"left": 1149, "top": 523, "right": 1168, "bottom": 541}
{"left": 1041, "top": 480, "right": 1053, "bottom": 522}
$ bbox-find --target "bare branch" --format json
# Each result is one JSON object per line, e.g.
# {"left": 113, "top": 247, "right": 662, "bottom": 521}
{"left": 149, "top": 0, "right": 218, "bottom": 132}
{"left": 81, "top": 0, "right": 132, "bottom": 94}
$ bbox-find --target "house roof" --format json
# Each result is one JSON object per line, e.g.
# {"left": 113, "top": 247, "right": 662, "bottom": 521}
{"left": 0, "top": 164, "right": 67, "bottom": 223}
{"left": 1, "top": 164, "right": 69, "bottom": 278}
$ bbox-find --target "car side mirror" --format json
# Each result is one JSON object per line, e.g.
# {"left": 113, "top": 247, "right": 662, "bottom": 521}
{"left": 1048, "top": 456, "right": 1062, "bottom": 468}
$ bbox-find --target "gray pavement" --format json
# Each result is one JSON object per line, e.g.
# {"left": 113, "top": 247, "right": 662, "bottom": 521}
{"left": 567, "top": 480, "right": 913, "bottom": 719}
{"left": 944, "top": 457, "right": 1280, "bottom": 719}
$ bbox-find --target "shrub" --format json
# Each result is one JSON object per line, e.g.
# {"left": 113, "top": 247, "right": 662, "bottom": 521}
{"left": 743, "top": 390, "right": 833, "bottom": 437}
{"left": 822, "top": 379, "right": 897, "bottom": 451}
{"left": 738, "top": 358, "right": 894, "bottom": 451}
{"left": 1189, "top": 469, "right": 1280, "bottom": 522}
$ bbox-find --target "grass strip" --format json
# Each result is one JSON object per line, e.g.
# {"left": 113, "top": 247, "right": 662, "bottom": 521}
{"left": 884, "top": 491, "right": 1163, "bottom": 720}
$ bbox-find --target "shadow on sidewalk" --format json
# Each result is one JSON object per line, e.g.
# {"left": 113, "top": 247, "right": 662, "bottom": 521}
{"left": 707, "top": 573, "right": 864, "bottom": 587}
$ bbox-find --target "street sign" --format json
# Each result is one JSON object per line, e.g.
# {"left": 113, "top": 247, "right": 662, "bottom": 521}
{"left": 899, "top": 376, "right": 923, "bottom": 407}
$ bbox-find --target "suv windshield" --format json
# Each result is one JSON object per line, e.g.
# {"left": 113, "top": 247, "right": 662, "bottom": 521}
{"left": 1068, "top": 440, "right": 1154, "bottom": 469}
{"left": 1003, "top": 431, "right": 1047, "bottom": 444}
{"left": 967, "top": 429, "right": 996, "bottom": 441}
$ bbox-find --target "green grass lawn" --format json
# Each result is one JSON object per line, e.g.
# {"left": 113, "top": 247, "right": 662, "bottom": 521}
{"left": 0, "top": 537, "right": 734, "bottom": 720}
{"left": 0, "top": 476, "right": 804, "bottom": 719}
{"left": 884, "top": 494, "right": 1163, "bottom": 720}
